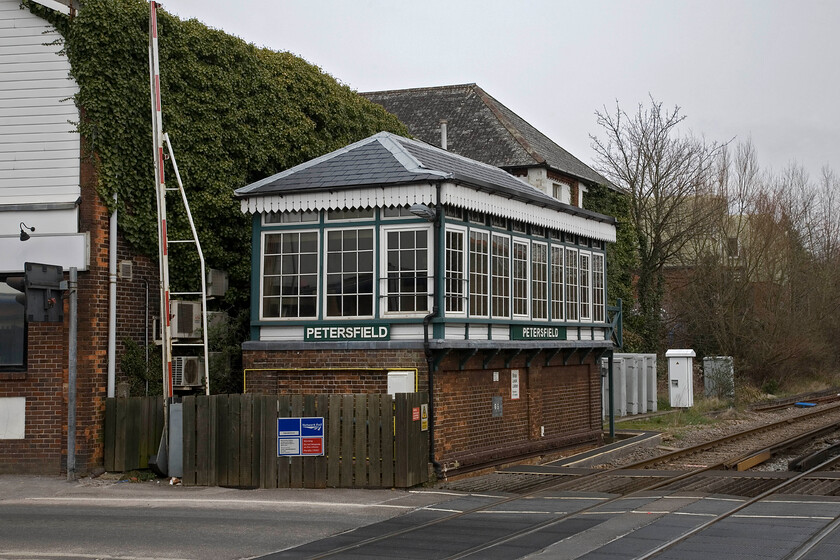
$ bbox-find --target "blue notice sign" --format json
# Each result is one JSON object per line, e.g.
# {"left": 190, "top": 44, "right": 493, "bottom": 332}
{"left": 277, "top": 417, "right": 324, "bottom": 457}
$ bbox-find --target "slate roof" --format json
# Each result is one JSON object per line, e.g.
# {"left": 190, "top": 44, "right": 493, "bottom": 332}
{"left": 235, "top": 132, "right": 614, "bottom": 224}
{"left": 362, "top": 84, "right": 610, "bottom": 188}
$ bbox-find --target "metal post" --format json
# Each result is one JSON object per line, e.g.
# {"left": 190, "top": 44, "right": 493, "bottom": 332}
{"left": 607, "top": 349, "right": 615, "bottom": 440}
{"left": 67, "top": 267, "right": 77, "bottom": 481}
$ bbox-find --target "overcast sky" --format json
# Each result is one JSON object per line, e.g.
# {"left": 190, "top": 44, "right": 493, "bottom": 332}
{"left": 160, "top": 0, "right": 839, "bottom": 183}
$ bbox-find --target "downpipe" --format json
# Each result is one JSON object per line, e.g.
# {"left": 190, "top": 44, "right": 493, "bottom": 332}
{"left": 423, "top": 308, "right": 444, "bottom": 480}
{"left": 424, "top": 181, "right": 444, "bottom": 480}
{"left": 107, "top": 193, "right": 117, "bottom": 398}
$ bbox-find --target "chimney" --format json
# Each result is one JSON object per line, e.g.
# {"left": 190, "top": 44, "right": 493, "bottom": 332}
{"left": 440, "top": 119, "right": 448, "bottom": 150}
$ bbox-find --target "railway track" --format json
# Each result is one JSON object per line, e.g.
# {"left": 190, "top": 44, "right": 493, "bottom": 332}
{"left": 637, "top": 452, "right": 840, "bottom": 559}
{"left": 272, "top": 402, "right": 840, "bottom": 560}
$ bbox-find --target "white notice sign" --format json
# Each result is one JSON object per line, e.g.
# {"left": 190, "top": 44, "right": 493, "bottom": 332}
{"left": 278, "top": 438, "right": 300, "bottom": 455}
{"left": 511, "top": 370, "right": 520, "bottom": 400}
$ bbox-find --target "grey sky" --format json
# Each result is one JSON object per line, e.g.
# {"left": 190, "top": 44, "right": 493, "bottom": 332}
{"left": 160, "top": 0, "right": 839, "bottom": 182}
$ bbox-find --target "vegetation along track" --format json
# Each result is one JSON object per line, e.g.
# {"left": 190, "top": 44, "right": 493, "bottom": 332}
{"left": 626, "top": 399, "right": 840, "bottom": 471}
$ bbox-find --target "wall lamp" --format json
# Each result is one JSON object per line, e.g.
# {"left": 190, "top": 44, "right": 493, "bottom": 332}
{"left": 409, "top": 203, "right": 437, "bottom": 222}
{"left": 19, "top": 222, "right": 35, "bottom": 242}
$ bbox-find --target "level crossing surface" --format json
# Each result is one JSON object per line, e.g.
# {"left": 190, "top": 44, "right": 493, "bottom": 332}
{"left": 262, "top": 490, "right": 840, "bottom": 560}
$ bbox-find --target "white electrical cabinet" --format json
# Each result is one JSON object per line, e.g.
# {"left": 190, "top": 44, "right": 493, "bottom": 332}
{"left": 387, "top": 370, "right": 415, "bottom": 396}
{"left": 666, "top": 349, "right": 695, "bottom": 408}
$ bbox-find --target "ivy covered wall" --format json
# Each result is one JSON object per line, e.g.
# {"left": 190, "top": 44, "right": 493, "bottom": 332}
{"left": 28, "top": 0, "right": 407, "bottom": 305}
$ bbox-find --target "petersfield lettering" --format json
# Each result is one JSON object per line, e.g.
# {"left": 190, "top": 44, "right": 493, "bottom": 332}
{"left": 520, "top": 327, "right": 559, "bottom": 338}
{"left": 304, "top": 325, "right": 390, "bottom": 341}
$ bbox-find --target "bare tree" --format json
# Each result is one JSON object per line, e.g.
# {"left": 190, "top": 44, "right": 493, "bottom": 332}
{"left": 672, "top": 146, "right": 840, "bottom": 389}
{"left": 591, "top": 97, "right": 723, "bottom": 350}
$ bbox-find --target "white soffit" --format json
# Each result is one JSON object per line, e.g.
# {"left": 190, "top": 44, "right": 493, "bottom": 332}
{"left": 240, "top": 184, "right": 438, "bottom": 215}
{"left": 28, "top": 0, "right": 71, "bottom": 15}
{"left": 0, "top": 233, "right": 89, "bottom": 273}
{"left": 240, "top": 182, "right": 616, "bottom": 243}
{"left": 443, "top": 184, "right": 616, "bottom": 242}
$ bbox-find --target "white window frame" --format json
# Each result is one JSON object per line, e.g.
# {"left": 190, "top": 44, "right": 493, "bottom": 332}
{"left": 550, "top": 244, "right": 564, "bottom": 322}
{"left": 532, "top": 241, "right": 549, "bottom": 321}
{"left": 491, "top": 232, "right": 511, "bottom": 319}
{"left": 593, "top": 252, "right": 606, "bottom": 323}
{"left": 380, "top": 224, "right": 432, "bottom": 317}
{"left": 382, "top": 205, "right": 423, "bottom": 219}
{"left": 323, "top": 226, "right": 376, "bottom": 319}
{"left": 512, "top": 238, "right": 530, "bottom": 319}
{"left": 260, "top": 229, "right": 320, "bottom": 321}
{"left": 445, "top": 225, "right": 468, "bottom": 317}
{"left": 469, "top": 229, "right": 491, "bottom": 318}
{"left": 325, "top": 207, "right": 375, "bottom": 222}
{"left": 262, "top": 210, "right": 319, "bottom": 225}
{"left": 565, "top": 246, "right": 579, "bottom": 322}
{"left": 579, "top": 250, "right": 592, "bottom": 322}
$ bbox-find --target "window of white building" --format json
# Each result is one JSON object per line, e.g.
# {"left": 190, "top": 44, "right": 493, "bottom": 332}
{"left": 0, "top": 280, "right": 25, "bottom": 369}
{"left": 262, "top": 231, "right": 319, "bottom": 318}
{"left": 532, "top": 242, "right": 548, "bottom": 320}
{"left": 491, "top": 233, "right": 510, "bottom": 318}
{"left": 445, "top": 228, "right": 467, "bottom": 314}
{"left": 469, "top": 230, "right": 490, "bottom": 317}
{"left": 551, "top": 245, "right": 564, "bottom": 321}
{"left": 579, "top": 251, "right": 592, "bottom": 322}
{"left": 383, "top": 228, "right": 430, "bottom": 314}
{"left": 512, "top": 239, "right": 529, "bottom": 317}
{"left": 593, "top": 253, "right": 606, "bottom": 323}
{"left": 565, "top": 247, "right": 579, "bottom": 321}
{"left": 325, "top": 228, "right": 374, "bottom": 317}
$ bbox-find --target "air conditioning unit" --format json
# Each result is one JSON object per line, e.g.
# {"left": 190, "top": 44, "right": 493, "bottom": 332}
{"left": 172, "top": 356, "right": 204, "bottom": 388}
{"left": 170, "top": 300, "right": 202, "bottom": 339}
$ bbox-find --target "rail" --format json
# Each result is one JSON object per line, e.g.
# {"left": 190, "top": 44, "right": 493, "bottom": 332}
{"left": 303, "top": 400, "right": 840, "bottom": 559}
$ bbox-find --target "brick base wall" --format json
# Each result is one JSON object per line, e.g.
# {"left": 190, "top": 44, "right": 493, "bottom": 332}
{"left": 0, "top": 322, "right": 65, "bottom": 474}
{"left": 243, "top": 347, "right": 603, "bottom": 472}
{"left": 243, "top": 349, "right": 429, "bottom": 394}
{"left": 0, "top": 139, "right": 160, "bottom": 475}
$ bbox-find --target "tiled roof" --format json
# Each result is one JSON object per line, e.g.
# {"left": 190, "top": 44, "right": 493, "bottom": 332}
{"left": 235, "top": 132, "right": 614, "bottom": 224}
{"left": 362, "top": 84, "right": 610, "bottom": 187}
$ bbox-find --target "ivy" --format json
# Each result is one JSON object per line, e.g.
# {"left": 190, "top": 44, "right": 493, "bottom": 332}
{"left": 584, "top": 184, "right": 638, "bottom": 340}
{"left": 27, "top": 0, "right": 406, "bottom": 306}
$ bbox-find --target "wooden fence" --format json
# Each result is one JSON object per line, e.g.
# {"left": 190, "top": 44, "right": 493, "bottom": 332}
{"left": 104, "top": 393, "right": 429, "bottom": 489}
{"left": 103, "top": 396, "right": 164, "bottom": 472}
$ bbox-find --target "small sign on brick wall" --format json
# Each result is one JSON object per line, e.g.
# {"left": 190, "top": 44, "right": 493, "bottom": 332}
{"left": 511, "top": 369, "right": 520, "bottom": 400}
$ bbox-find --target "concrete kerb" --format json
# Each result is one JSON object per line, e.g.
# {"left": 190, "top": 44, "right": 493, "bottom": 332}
{"left": 0, "top": 474, "right": 446, "bottom": 510}
{"left": 548, "top": 431, "right": 662, "bottom": 468}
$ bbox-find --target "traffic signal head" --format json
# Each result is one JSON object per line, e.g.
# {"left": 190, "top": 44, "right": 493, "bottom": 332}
{"left": 5, "top": 264, "right": 64, "bottom": 323}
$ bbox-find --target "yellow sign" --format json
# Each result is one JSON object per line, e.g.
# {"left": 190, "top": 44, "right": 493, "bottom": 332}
{"left": 420, "top": 403, "right": 428, "bottom": 432}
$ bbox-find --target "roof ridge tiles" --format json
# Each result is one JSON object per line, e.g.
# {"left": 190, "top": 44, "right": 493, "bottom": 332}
{"left": 472, "top": 85, "right": 546, "bottom": 166}
{"left": 361, "top": 83, "right": 478, "bottom": 96}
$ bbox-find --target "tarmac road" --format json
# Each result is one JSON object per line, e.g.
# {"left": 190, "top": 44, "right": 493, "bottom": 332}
{"left": 0, "top": 475, "right": 449, "bottom": 560}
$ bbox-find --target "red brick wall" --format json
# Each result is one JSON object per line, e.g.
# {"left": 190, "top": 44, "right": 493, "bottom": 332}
{"left": 434, "top": 352, "right": 601, "bottom": 470}
{"left": 0, "top": 140, "right": 159, "bottom": 475}
{"left": 243, "top": 347, "right": 603, "bottom": 472}
{"left": 0, "top": 322, "right": 65, "bottom": 474}
{"left": 243, "top": 349, "right": 428, "bottom": 394}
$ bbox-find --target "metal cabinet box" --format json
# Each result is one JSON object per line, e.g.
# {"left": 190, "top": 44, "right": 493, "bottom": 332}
{"left": 666, "top": 349, "right": 695, "bottom": 408}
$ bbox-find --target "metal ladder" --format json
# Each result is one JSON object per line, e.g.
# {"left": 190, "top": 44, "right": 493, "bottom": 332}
{"left": 149, "top": 1, "right": 209, "bottom": 399}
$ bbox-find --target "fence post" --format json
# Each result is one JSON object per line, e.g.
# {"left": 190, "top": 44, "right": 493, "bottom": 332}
{"left": 394, "top": 394, "right": 408, "bottom": 488}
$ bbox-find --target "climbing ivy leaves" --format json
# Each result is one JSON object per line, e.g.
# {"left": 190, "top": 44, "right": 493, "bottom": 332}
{"left": 28, "top": 0, "right": 406, "bottom": 306}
